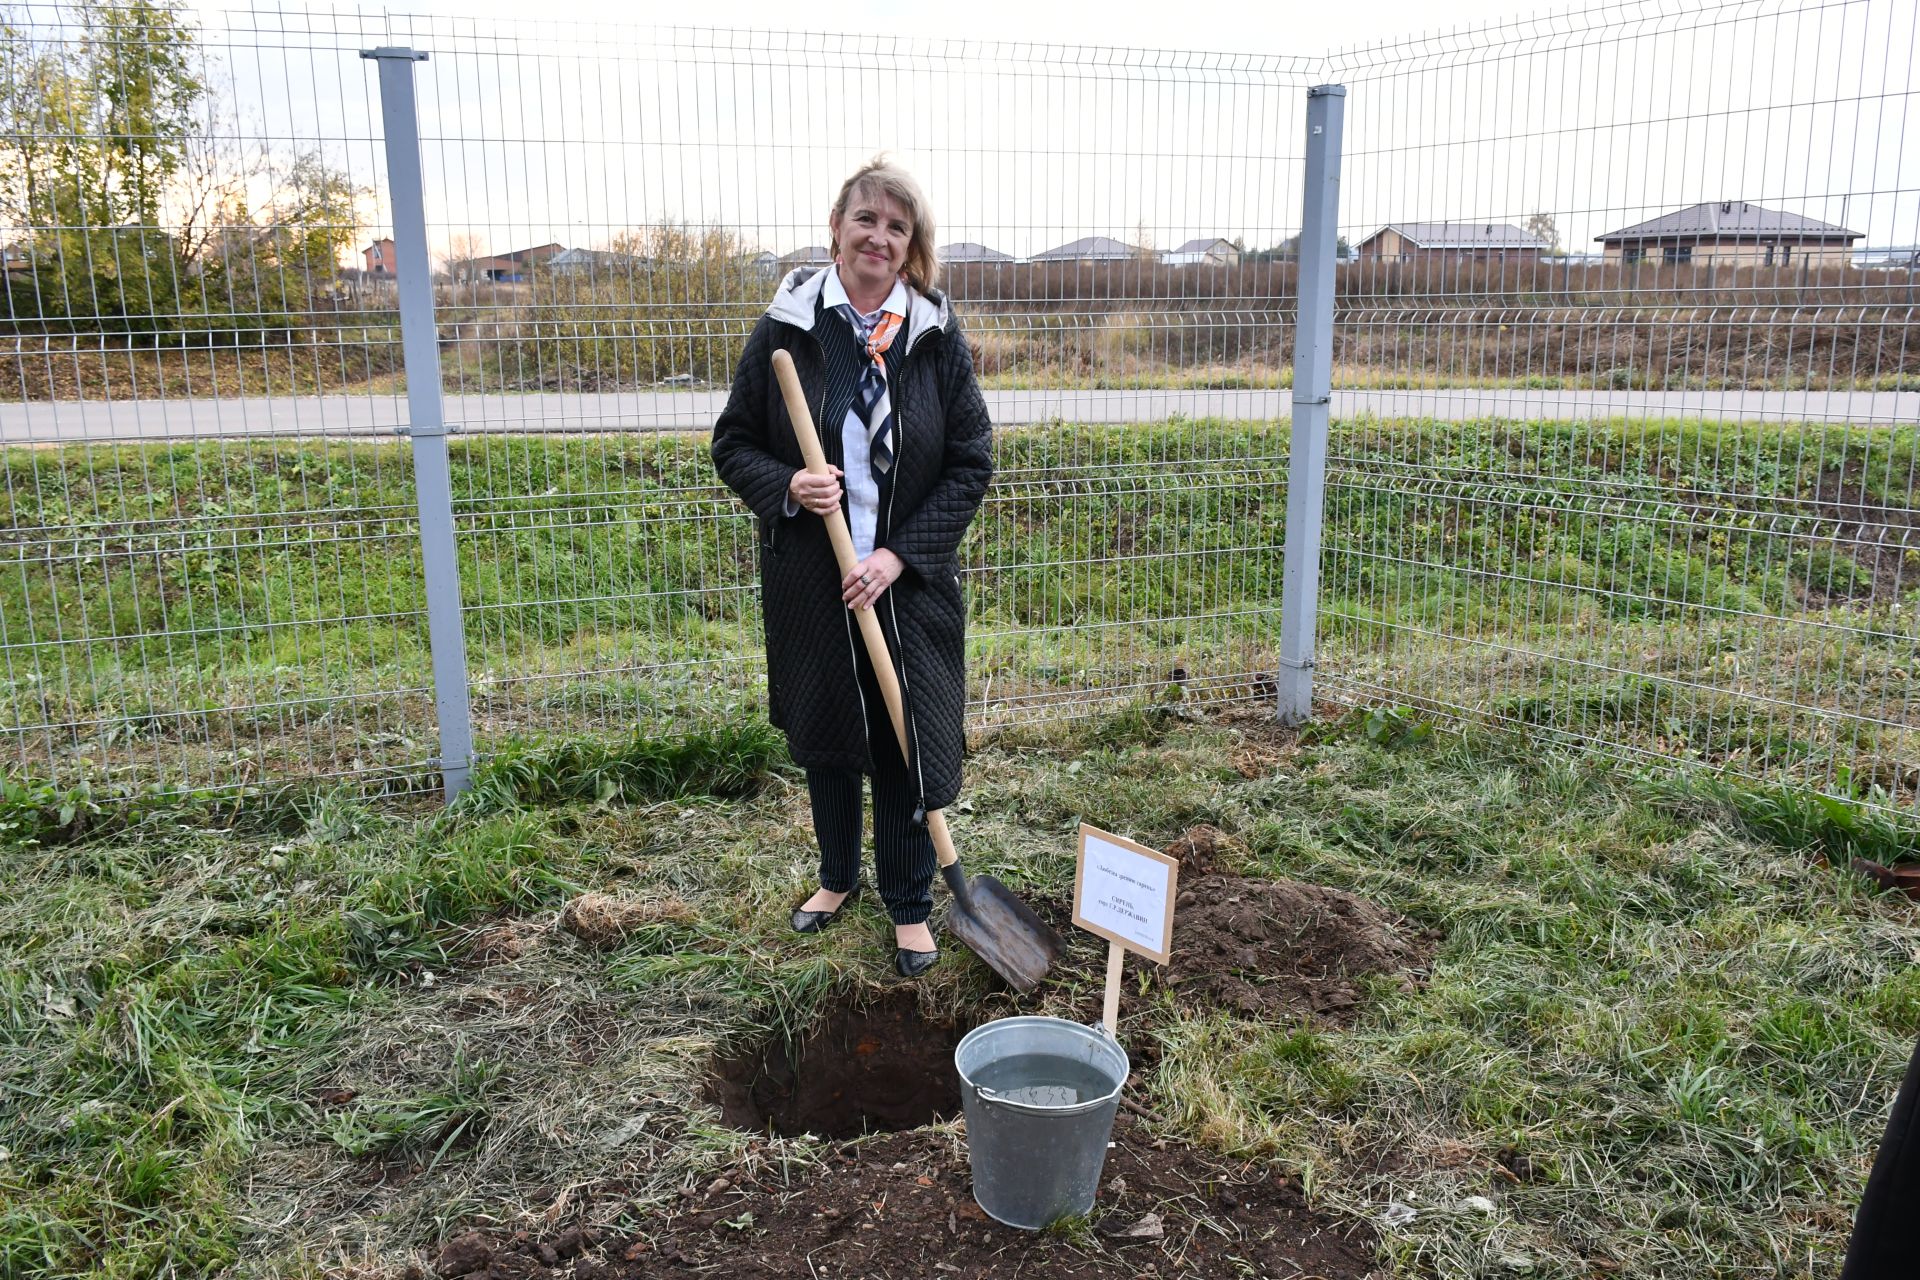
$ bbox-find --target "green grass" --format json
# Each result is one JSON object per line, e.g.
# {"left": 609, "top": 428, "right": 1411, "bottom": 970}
{"left": 0, "top": 414, "right": 1913, "bottom": 810}
{"left": 454, "top": 720, "right": 787, "bottom": 815}
{"left": 2, "top": 708, "right": 1915, "bottom": 1277}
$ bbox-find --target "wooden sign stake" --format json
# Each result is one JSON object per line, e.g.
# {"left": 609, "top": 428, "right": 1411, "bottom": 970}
{"left": 1073, "top": 823, "right": 1179, "bottom": 1041}
{"left": 1102, "top": 938, "right": 1125, "bottom": 1034}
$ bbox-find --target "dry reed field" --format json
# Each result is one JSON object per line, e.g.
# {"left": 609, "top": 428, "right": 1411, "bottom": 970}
{"left": 7, "top": 260, "right": 1918, "bottom": 401}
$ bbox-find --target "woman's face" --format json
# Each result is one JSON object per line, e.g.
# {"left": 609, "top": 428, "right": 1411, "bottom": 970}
{"left": 831, "top": 187, "right": 911, "bottom": 298}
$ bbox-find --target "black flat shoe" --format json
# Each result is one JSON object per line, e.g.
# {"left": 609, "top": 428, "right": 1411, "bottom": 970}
{"left": 790, "top": 884, "right": 860, "bottom": 934}
{"left": 894, "top": 946, "right": 939, "bottom": 978}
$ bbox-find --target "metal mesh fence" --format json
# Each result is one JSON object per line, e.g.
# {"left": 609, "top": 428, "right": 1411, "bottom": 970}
{"left": 397, "top": 17, "right": 1318, "bottom": 747}
{"left": 1, "top": 0, "right": 1914, "bottom": 817}
{"left": 1319, "top": 0, "right": 1920, "bottom": 816}
{"left": 1, "top": 3, "right": 1317, "bottom": 798}
{"left": 1, "top": 4, "right": 433, "bottom": 795}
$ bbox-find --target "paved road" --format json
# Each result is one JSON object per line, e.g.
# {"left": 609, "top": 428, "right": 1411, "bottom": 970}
{"left": 3, "top": 387, "right": 1915, "bottom": 443}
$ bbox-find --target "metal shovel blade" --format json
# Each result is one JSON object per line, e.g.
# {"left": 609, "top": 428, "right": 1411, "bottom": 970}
{"left": 943, "top": 864, "right": 1065, "bottom": 993}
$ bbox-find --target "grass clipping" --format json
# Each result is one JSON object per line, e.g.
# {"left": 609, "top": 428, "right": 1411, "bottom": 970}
{"left": 558, "top": 892, "right": 697, "bottom": 950}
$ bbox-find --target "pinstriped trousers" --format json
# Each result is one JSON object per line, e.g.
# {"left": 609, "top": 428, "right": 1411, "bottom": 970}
{"left": 804, "top": 636, "right": 937, "bottom": 926}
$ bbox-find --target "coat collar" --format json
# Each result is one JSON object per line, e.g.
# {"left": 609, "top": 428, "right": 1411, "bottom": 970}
{"left": 821, "top": 265, "right": 909, "bottom": 320}
{"left": 767, "top": 265, "right": 950, "bottom": 352}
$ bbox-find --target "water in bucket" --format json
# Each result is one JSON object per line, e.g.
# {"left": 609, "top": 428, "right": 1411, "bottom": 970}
{"left": 968, "top": 1052, "right": 1117, "bottom": 1108}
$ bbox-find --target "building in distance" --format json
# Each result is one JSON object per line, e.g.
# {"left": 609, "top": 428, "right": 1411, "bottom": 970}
{"left": 939, "top": 241, "right": 1015, "bottom": 264}
{"left": 1030, "top": 236, "right": 1141, "bottom": 263}
{"left": 1594, "top": 201, "right": 1862, "bottom": 266}
{"left": 1356, "top": 222, "right": 1548, "bottom": 262}
{"left": 776, "top": 245, "right": 832, "bottom": 270}
{"left": 3, "top": 242, "right": 39, "bottom": 280}
{"left": 546, "top": 247, "right": 646, "bottom": 276}
{"left": 1161, "top": 237, "right": 1241, "bottom": 266}
{"left": 363, "top": 238, "right": 397, "bottom": 276}
{"left": 450, "top": 242, "right": 566, "bottom": 283}
{"left": 1855, "top": 244, "right": 1920, "bottom": 271}
{"left": 738, "top": 249, "right": 780, "bottom": 279}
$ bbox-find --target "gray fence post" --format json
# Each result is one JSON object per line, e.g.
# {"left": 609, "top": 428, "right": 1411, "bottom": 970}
{"left": 1276, "top": 83, "right": 1346, "bottom": 725}
{"left": 364, "top": 47, "right": 474, "bottom": 800}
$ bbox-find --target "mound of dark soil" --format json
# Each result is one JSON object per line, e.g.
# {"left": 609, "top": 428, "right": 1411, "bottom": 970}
{"left": 1145, "top": 825, "right": 1431, "bottom": 1023}
{"left": 428, "top": 1117, "right": 1376, "bottom": 1280}
{"left": 704, "top": 991, "right": 972, "bottom": 1139}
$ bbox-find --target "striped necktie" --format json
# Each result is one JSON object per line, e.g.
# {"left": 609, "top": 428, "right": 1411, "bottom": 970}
{"left": 836, "top": 304, "right": 904, "bottom": 484}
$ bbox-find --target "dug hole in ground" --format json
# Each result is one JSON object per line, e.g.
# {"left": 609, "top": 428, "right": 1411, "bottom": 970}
{"left": 421, "top": 821, "right": 1430, "bottom": 1279}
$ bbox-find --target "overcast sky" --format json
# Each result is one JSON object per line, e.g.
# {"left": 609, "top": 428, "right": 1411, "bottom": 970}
{"left": 162, "top": 0, "right": 1919, "bottom": 259}
{"left": 395, "top": 0, "right": 1499, "bottom": 61}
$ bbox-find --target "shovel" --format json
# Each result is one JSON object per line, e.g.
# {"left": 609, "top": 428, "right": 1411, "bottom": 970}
{"left": 771, "top": 348, "right": 1063, "bottom": 991}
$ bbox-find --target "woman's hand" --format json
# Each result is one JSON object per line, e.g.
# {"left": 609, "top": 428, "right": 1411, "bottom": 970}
{"left": 789, "top": 466, "right": 843, "bottom": 517}
{"left": 842, "top": 548, "right": 905, "bottom": 611}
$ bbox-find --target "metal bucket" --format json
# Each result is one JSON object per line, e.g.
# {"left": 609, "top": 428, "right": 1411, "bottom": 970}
{"left": 953, "top": 1016, "right": 1130, "bottom": 1230}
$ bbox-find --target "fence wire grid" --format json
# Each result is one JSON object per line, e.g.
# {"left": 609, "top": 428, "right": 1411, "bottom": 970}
{"left": 0, "top": 0, "right": 1915, "bottom": 817}
{"left": 1320, "top": 0, "right": 1919, "bottom": 815}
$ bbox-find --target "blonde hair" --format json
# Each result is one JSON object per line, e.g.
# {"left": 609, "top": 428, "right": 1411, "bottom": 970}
{"left": 829, "top": 155, "right": 940, "bottom": 292}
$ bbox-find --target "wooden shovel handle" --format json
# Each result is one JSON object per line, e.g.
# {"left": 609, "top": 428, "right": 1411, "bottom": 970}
{"left": 771, "top": 349, "right": 960, "bottom": 870}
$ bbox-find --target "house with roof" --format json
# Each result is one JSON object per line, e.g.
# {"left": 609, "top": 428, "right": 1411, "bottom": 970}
{"left": 363, "top": 238, "right": 397, "bottom": 276}
{"left": 1595, "top": 201, "right": 1863, "bottom": 267}
{"left": 738, "top": 250, "right": 780, "bottom": 279}
{"left": 546, "top": 247, "right": 646, "bottom": 276}
{"left": 939, "top": 241, "right": 1015, "bottom": 264}
{"left": 1161, "top": 237, "right": 1241, "bottom": 266}
{"left": 2, "top": 243, "right": 37, "bottom": 280}
{"left": 1030, "top": 236, "right": 1140, "bottom": 263}
{"left": 1856, "top": 245, "right": 1920, "bottom": 271}
{"left": 776, "top": 245, "right": 832, "bottom": 270}
{"left": 451, "top": 242, "right": 566, "bottom": 283}
{"left": 1356, "top": 222, "right": 1548, "bottom": 262}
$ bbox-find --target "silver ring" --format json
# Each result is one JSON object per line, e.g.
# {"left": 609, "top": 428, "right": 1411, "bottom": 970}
{"left": 860, "top": 574, "right": 870, "bottom": 584}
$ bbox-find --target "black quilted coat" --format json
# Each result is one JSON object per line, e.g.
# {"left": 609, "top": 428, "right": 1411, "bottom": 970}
{"left": 711, "top": 269, "right": 993, "bottom": 812}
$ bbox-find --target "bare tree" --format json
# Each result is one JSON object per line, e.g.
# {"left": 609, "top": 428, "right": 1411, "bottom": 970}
{"left": 1525, "top": 210, "right": 1562, "bottom": 255}
{"left": 441, "top": 233, "right": 488, "bottom": 282}
{"left": 1133, "top": 220, "right": 1157, "bottom": 264}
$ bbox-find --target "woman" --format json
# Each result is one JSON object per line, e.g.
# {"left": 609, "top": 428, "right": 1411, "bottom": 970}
{"left": 711, "top": 157, "right": 992, "bottom": 978}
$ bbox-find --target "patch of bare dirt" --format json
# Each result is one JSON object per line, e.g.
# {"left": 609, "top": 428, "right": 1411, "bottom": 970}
{"left": 1162, "top": 823, "right": 1252, "bottom": 878}
{"left": 1207, "top": 703, "right": 1332, "bottom": 778}
{"left": 1028, "top": 824, "right": 1429, "bottom": 1028}
{"left": 423, "top": 1117, "right": 1378, "bottom": 1280}
{"left": 1128, "top": 825, "right": 1432, "bottom": 1025}
{"left": 1161, "top": 874, "right": 1429, "bottom": 1023}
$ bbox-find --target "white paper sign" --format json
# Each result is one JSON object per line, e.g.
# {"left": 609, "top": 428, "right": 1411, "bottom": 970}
{"left": 1072, "top": 824, "right": 1178, "bottom": 964}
